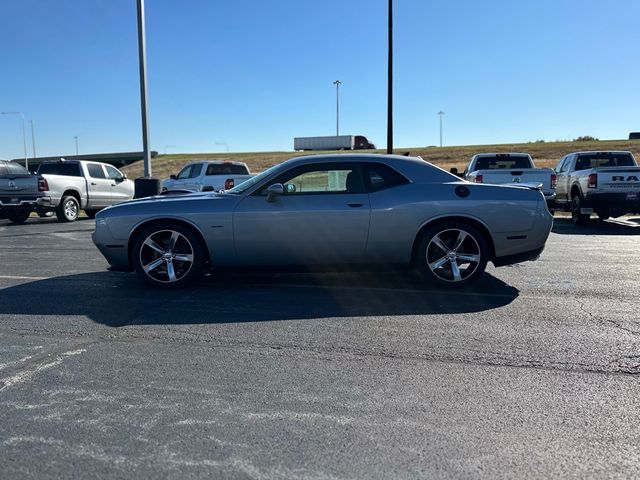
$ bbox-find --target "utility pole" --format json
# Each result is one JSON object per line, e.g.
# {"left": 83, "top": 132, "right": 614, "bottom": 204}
{"left": 387, "top": 0, "right": 393, "bottom": 154}
{"left": 137, "top": 0, "right": 152, "bottom": 176}
{"left": 74, "top": 135, "right": 79, "bottom": 155}
{"left": 30, "top": 120, "right": 37, "bottom": 159}
{"left": 333, "top": 80, "right": 341, "bottom": 136}
{"left": 437, "top": 111, "right": 445, "bottom": 147}
{"left": 1, "top": 111, "right": 28, "bottom": 169}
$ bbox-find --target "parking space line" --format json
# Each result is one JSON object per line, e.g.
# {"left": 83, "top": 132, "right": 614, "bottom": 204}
{"left": 0, "top": 275, "right": 51, "bottom": 281}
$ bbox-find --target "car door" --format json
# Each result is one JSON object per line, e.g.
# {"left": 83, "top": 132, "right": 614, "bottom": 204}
{"left": 233, "top": 162, "right": 371, "bottom": 266}
{"left": 180, "top": 163, "right": 204, "bottom": 191}
{"left": 85, "top": 163, "right": 112, "bottom": 207}
{"left": 104, "top": 165, "right": 133, "bottom": 204}
{"left": 554, "top": 155, "right": 572, "bottom": 202}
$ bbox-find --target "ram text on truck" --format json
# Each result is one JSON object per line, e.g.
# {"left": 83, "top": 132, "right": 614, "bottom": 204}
{"left": 162, "top": 161, "right": 253, "bottom": 193}
{"left": 462, "top": 153, "right": 557, "bottom": 207}
{"left": 553, "top": 151, "right": 640, "bottom": 225}
{"left": 37, "top": 159, "right": 135, "bottom": 222}
{"left": 0, "top": 160, "right": 49, "bottom": 224}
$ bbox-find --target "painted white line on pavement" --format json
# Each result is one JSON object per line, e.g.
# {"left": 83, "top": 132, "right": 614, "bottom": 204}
{"left": 0, "top": 275, "right": 50, "bottom": 281}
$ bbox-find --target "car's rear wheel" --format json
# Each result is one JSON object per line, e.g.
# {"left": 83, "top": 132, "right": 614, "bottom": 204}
{"left": 57, "top": 195, "right": 80, "bottom": 222}
{"left": 571, "top": 194, "right": 590, "bottom": 226}
{"left": 416, "top": 222, "right": 488, "bottom": 287}
{"left": 132, "top": 222, "right": 205, "bottom": 288}
{"left": 7, "top": 209, "right": 31, "bottom": 224}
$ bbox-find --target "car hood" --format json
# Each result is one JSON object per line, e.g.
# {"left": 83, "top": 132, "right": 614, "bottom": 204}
{"left": 97, "top": 191, "right": 236, "bottom": 215}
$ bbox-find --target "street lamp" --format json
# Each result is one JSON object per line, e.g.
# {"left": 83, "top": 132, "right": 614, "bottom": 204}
{"left": 333, "top": 80, "right": 341, "bottom": 137}
{"left": 30, "top": 120, "right": 37, "bottom": 159}
{"left": 137, "top": 0, "right": 152, "bottom": 176}
{"left": 74, "top": 135, "right": 79, "bottom": 155}
{"left": 437, "top": 111, "right": 445, "bottom": 147}
{"left": 1, "top": 111, "right": 28, "bottom": 169}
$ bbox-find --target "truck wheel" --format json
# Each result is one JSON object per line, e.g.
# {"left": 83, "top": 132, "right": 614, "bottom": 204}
{"left": 596, "top": 209, "right": 610, "bottom": 221}
{"left": 85, "top": 209, "right": 101, "bottom": 219}
{"left": 415, "top": 222, "right": 489, "bottom": 288}
{"left": 7, "top": 209, "right": 31, "bottom": 224}
{"left": 571, "top": 195, "right": 590, "bottom": 226}
{"left": 132, "top": 222, "right": 206, "bottom": 288}
{"left": 56, "top": 195, "right": 80, "bottom": 222}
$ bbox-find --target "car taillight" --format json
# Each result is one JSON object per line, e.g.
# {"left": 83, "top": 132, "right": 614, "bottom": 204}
{"left": 475, "top": 174, "right": 483, "bottom": 183}
{"left": 588, "top": 173, "right": 597, "bottom": 188}
{"left": 38, "top": 177, "right": 49, "bottom": 191}
{"left": 224, "top": 178, "right": 234, "bottom": 190}
{"left": 551, "top": 173, "right": 557, "bottom": 189}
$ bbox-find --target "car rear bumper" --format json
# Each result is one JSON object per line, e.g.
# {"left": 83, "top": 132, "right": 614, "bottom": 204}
{"left": 584, "top": 192, "right": 640, "bottom": 213}
{"left": 493, "top": 245, "right": 546, "bottom": 267}
{"left": 0, "top": 196, "right": 51, "bottom": 208}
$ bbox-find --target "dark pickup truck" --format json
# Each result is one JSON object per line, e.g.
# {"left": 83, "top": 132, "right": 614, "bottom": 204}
{"left": 0, "top": 160, "right": 49, "bottom": 224}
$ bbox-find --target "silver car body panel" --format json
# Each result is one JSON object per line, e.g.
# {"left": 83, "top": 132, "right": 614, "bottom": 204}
{"left": 93, "top": 154, "right": 552, "bottom": 270}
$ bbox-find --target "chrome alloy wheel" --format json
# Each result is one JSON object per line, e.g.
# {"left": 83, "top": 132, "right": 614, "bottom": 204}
{"left": 64, "top": 199, "right": 79, "bottom": 219}
{"left": 139, "top": 229, "right": 195, "bottom": 284}
{"left": 426, "top": 228, "right": 481, "bottom": 283}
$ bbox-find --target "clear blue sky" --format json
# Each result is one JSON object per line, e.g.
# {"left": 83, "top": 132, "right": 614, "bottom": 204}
{"left": 1, "top": 0, "right": 639, "bottom": 158}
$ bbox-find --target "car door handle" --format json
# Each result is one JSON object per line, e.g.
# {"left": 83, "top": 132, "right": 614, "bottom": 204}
{"left": 348, "top": 203, "right": 363, "bottom": 208}
{"left": 90, "top": 182, "right": 97, "bottom": 185}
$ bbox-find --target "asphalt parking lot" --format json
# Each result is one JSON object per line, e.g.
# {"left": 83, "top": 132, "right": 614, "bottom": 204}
{"left": 1, "top": 215, "right": 639, "bottom": 479}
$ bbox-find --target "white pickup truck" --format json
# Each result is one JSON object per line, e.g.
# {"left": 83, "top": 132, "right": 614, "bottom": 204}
{"left": 462, "top": 153, "right": 557, "bottom": 207}
{"left": 162, "top": 161, "right": 253, "bottom": 193}
{"left": 553, "top": 151, "right": 640, "bottom": 225}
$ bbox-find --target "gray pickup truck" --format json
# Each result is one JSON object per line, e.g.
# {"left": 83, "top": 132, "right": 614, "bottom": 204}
{"left": 36, "top": 159, "right": 135, "bottom": 222}
{"left": 553, "top": 151, "right": 640, "bottom": 224}
{"left": 0, "top": 160, "right": 49, "bottom": 224}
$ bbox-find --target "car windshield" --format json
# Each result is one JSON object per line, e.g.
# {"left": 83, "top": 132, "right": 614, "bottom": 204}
{"left": 474, "top": 155, "right": 533, "bottom": 170}
{"left": 226, "top": 161, "right": 291, "bottom": 194}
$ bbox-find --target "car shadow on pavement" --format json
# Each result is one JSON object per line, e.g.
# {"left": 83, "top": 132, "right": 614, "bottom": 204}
{"left": 0, "top": 270, "right": 519, "bottom": 327}
{"left": 552, "top": 216, "right": 640, "bottom": 235}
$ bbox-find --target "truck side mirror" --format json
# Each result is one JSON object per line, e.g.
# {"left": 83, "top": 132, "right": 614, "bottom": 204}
{"left": 450, "top": 167, "right": 458, "bottom": 175}
{"left": 170, "top": 174, "right": 177, "bottom": 180}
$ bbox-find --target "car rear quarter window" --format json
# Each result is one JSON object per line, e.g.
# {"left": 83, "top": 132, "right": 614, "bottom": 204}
{"left": 38, "top": 163, "right": 82, "bottom": 176}
{"left": 365, "top": 163, "right": 409, "bottom": 192}
{"left": 87, "top": 163, "right": 106, "bottom": 179}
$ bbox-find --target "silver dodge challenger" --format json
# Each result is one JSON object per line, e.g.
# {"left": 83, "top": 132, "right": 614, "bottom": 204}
{"left": 92, "top": 154, "right": 553, "bottom": 288}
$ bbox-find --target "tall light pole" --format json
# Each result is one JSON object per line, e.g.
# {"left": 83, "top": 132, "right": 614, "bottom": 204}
{"left": 437, "top": 111, "right": 445, "bottom": 147}
{"left": 74, "top": 136, "right": 79, "bottom": 155}
{"left": 387, "top": 0, "right": 393, "bottom": 154}
{"left": 30, "top": 120, "right": 37, "bottom": 159}
{"left": 1, "top": 111, "right": 28, "bottom": 169}
{"left": 137, "top": 0, "right": 152, "bottom": 176}
{"left": 333, "top": 80, "right": 341, "bottom": 137}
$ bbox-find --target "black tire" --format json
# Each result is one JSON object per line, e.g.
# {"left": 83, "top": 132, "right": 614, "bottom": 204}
{"left": 85, "top": 209, "right": 100, "bottom": 219}
{"left": 571, "top": 194, "right": 590, "bottom": 226}
{"left": 132, "top": 222, "right": 206, "bottom": 288}
{"left": 56, "top": 195, "right": 80, "bottom": 222}
{"left": 415, "top": 221, "right": 489, "bottom": 288}
{"left": 596, "top": 209, "right": 610, "bottom": 221}
{"left": 7, "top": 209, "right": 31, "bottom": 224}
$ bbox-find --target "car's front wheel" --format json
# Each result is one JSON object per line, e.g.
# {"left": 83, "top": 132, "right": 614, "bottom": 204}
{"left": 416, "top": 222, "right": 489, "bottom": 287}
{"left": 132, "top": 222, "right": 206, "bottom": 288}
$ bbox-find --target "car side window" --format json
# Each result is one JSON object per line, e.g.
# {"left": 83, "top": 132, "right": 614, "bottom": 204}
{"left": 560, "top": 156, "right": 572, "bottom": 173}
{"left": 104, "top": 165, "right": 122, "bottom": 180}
{"left": 87, "top": 163, "right": 106, "bottom": 179}
{"left": 364, "top": 163, "right": 409, "bottom": 192}
{"left": 177, "top": 164, "right": 200, "bottom": 180}
{"left": 268, "top": 163, "right": 365, "bottom": 195}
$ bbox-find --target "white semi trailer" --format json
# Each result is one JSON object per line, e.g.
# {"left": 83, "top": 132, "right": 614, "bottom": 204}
{"left": 294, "top": 135, "right": 375, "bottom": 151}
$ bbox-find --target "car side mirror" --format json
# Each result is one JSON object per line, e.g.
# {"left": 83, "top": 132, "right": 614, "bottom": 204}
{"left": 170, "top": 174, "right": 177, "bottom": 180}
{"left": 266, "top": 183, "right": 284, "bottom": 202}
{"left": 450, "top": 167, "right": 458, "bottom": 175}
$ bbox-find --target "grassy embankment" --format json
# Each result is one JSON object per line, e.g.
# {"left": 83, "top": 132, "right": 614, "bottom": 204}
{"left": 122, "top": 139, "right": 640, "bottom": 179}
